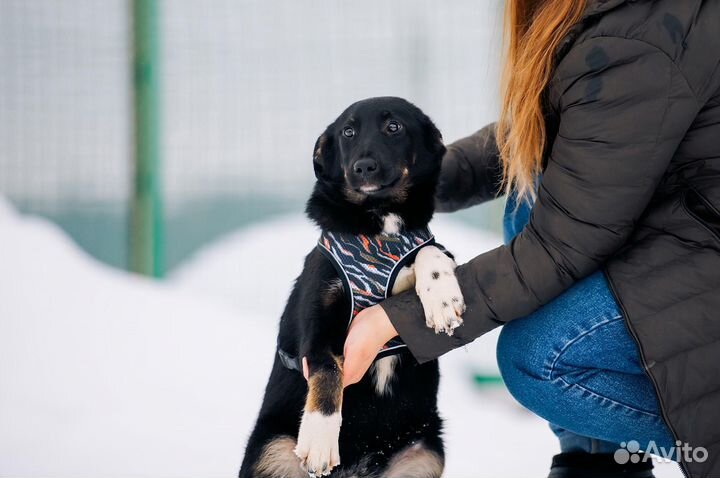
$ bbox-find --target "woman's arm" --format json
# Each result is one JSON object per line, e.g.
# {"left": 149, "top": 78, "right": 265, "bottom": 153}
{"left": 381, "top": 37, "right": 700, "bottom": 363}
{"left": 435, "top": 123, "right": 504, "bottom": 212}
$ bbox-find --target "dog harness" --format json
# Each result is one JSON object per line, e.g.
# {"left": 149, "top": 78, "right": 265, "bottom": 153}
{"left": 278, "top": 226, "right": 443, "bottom": 372}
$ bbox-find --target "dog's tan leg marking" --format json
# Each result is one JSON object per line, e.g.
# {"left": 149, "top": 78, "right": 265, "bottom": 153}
{"left": 415, "top": 245, "right": 466, "bottom": 336}
{"left": 295, "top": 355, "right": 343, "bottom": 477}
{"left": 383, "top": 441, "right": 444, "bottom": 478}
{"left": 255, "top": 436, "right": 306, "bottom": 478}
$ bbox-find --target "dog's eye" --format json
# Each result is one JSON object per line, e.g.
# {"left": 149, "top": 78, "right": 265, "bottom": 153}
{"left": 386, "top": 120, "right": 402, "bottom": 134}
{"left": 343, "top": 127, "right": 355, "bottom": 138}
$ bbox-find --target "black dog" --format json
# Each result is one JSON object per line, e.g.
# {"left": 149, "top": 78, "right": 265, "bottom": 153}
{"left": 239, "top": 97, "right": 465, "bottom": 478}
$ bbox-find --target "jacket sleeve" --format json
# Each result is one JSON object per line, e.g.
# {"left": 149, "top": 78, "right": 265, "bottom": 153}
{"left": 382, "top": 37, "right": 699, "bottom": 363}
{"left": 435, "top": 123, "right": 504, "bottom": 213}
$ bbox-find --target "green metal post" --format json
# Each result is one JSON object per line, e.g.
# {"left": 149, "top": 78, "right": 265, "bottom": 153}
{"left": 130, "top": 0, "right": 164, "bottom": 277}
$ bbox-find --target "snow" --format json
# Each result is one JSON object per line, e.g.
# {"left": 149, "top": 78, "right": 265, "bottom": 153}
{"left": 0, "top": 199, "right": 265, "bottom": 476}
{"left": 0, "top": 198, "right": 682, "bottom": 477}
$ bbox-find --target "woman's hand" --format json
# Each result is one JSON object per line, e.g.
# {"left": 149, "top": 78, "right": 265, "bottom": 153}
{"left": 342, "top": 304, "right": 398, "bottom": 387}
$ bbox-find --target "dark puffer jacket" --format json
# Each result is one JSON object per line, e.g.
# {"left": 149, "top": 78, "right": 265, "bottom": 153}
{"left": 380, "top": 1, "right": 720, "bottom": 476}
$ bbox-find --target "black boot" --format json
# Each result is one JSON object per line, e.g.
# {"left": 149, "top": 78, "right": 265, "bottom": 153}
{"left": 548, "top": 452, "right": 655, "bottom": 478}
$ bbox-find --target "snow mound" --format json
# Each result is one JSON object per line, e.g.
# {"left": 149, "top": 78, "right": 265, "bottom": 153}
{"left": 0, "top": 198, "right": 272, "bottom": 477}
{"left": 170, "top": 214, "right": 318, "bottom": 317}
{"left": 0, "top": 195, "right": 17, "bottom": 220}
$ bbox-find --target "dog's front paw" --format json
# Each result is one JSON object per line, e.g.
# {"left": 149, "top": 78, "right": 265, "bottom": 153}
{"left": 419, "top": 281, "right": 466, "bottom": 336}
{"left": 415, "top": 247, "right": 466, "bottom": 336}
{"left": 294, "top": 411, "right": 341, "bottom": 477}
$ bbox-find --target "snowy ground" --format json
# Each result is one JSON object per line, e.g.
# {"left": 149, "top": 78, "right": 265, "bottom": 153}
{"left": 0, "top": 198, "right": 683, "bottom": 477}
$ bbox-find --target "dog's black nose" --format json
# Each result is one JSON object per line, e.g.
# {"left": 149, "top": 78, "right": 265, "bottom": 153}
{"left": 352, "top": 158, "right": 378, "bottom": 178}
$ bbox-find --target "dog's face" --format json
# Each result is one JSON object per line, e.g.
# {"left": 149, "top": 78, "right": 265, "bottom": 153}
{"left": 313, "top": 97, "right": 445, "bottom": 204}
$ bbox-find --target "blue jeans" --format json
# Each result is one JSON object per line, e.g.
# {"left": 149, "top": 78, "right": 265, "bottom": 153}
{"left": 497, "top": 193, "right": 675, "bottom": 454}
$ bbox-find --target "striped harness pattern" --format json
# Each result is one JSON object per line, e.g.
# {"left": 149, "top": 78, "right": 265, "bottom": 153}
{"left": 277, "top": 226, "right": 441, "bottom": 372}
{"left": 317, "top": 227, "right": 437, "bottom": 359}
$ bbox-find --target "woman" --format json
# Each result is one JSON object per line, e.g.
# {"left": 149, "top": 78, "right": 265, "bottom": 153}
{"left": 342, "top": 1, "right": 720, "bottom": 477}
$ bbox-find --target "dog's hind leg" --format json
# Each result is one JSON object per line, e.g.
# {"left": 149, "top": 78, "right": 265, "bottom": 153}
{"left": 239, "top": 359, "right": 308, "bottom": 478}
{"left": 251, "top": 436, "right": 306, "bottom": 478}
{"left": 382, "top": 441, "right": 444, "bottom": 478}
{"left": 240, "top": 421, "right": 306, "bottom": 478}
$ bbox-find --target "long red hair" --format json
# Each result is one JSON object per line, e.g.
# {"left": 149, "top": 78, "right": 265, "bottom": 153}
{"left": 497, "top": 0, "right": 587, "bottom": 200}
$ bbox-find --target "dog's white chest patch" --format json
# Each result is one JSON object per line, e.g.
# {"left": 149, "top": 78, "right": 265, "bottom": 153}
{"left": 382, "top": 213, "right": 403, "bottom": 235}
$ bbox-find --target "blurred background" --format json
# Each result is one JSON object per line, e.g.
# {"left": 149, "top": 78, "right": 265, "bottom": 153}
{"left": 0, "top": 1, "right": 683, "bottom": 477}
{"left": 0, "top": 0, "right": 505, "bottom": 275}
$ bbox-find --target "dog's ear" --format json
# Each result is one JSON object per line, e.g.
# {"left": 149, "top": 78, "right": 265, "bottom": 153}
{"left": 419, "top": 113, "right": 446, "bottom": 158}
{"left": 313, "top": 124, "right": 336, "bottom": 180}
